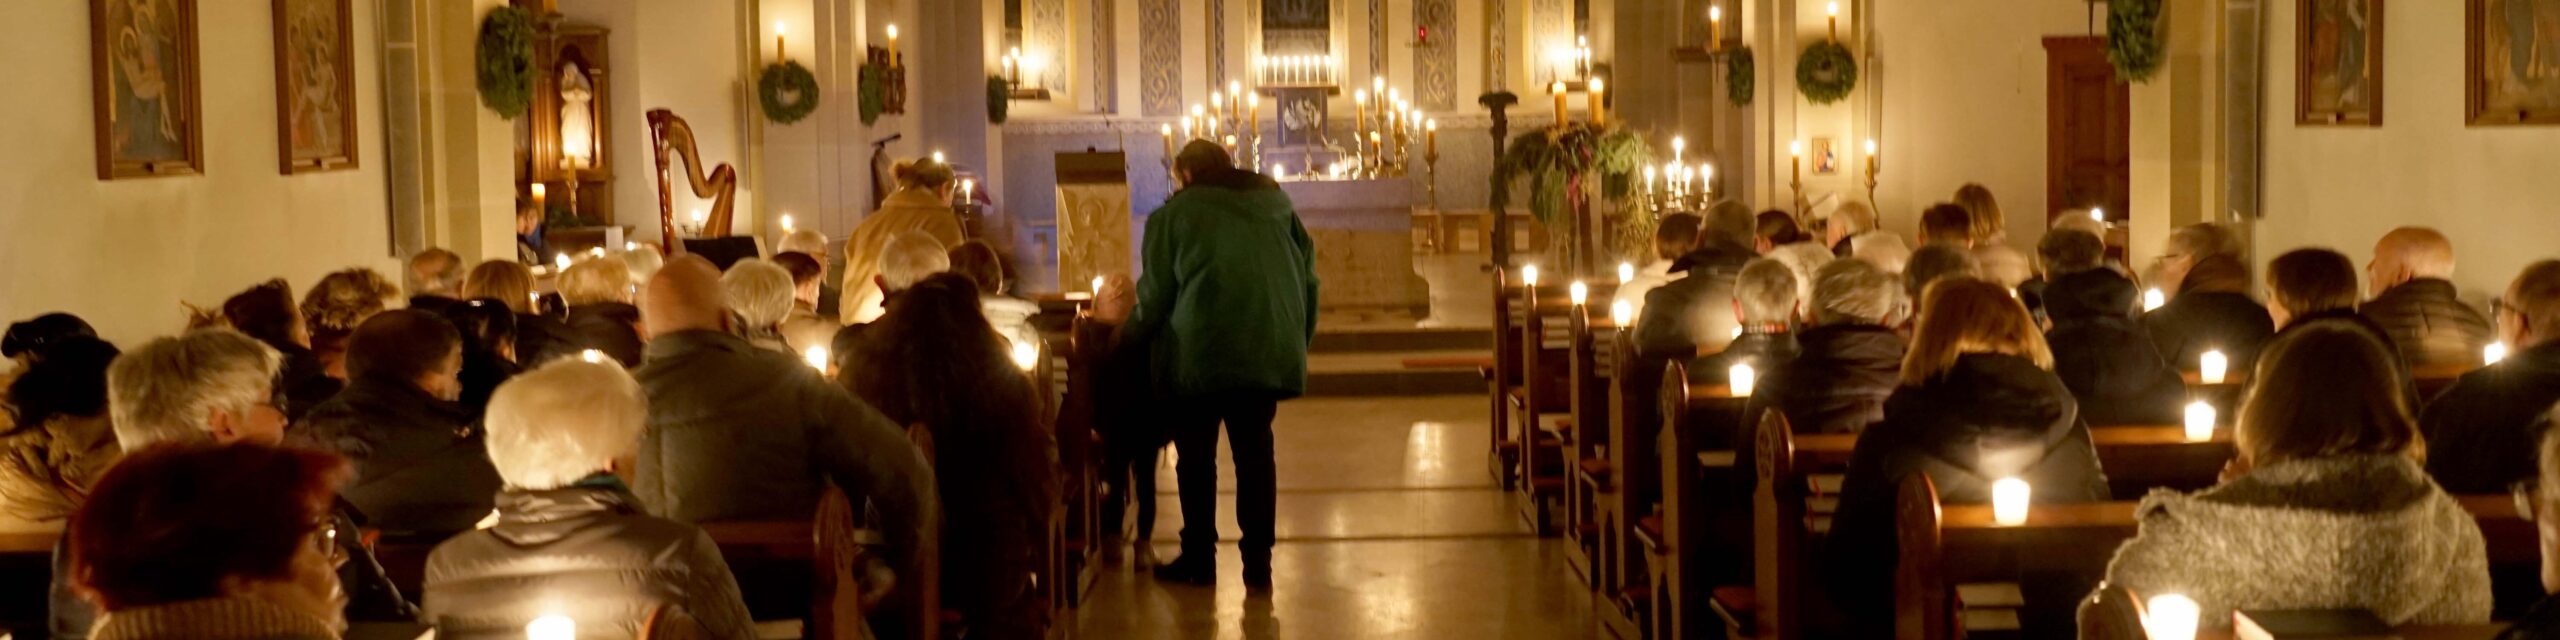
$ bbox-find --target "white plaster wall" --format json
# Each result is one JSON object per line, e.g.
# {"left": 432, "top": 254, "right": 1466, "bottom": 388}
{"left": 1870, "top": 0, "right": 2092, "bottom": 249}
{"left": 0, "top": 0, "right": 398, "bottom": 345}
{"left": 2257, "top": 0, "right": 2560, "bottom": 302}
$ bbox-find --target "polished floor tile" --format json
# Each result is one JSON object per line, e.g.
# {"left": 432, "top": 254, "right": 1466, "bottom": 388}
{"left": 1073, "top": 395, "right": 1605, "bottom": 639}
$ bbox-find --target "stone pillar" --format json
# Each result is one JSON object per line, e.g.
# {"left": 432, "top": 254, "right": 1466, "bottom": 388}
{"left": 410, "top": 0, "right": 520, "bottom": 261}
{"left": 914, "top": 0, "right": 996, "bottom": 197}
{"left": 2127, "top": 0, "right": 2223, "bottom": 266}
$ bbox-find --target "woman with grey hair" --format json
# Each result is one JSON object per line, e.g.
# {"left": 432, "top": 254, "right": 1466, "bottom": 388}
{"left": 718, "top": 258, "right": 797, "bottom": 352}
{"left": 421, "top": 359, "right": 755, "bottom": 639}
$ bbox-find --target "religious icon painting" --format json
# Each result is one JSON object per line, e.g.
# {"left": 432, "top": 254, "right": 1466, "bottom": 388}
{"left": 91, "top": 0, "right": 204, "bottom": 179}
{"left": 2298, "top": 0, "right": 2384, "bottom": 126}
{"left": 275, "top": 0, "right": 359, "bottom": 173}
{"left": 2468, "top": 0, "right": 2560, "bottom": 125}
{"left": 1811, "top": 137, "right": 1840, "bottom": 176}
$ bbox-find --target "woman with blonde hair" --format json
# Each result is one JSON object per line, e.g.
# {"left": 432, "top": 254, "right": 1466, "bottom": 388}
{"left": 557, "top": 257, "right": 644, "bottom": 366}
{"left": 2087, "top": 322, "right": 2490, "bottom": 630}
{"left": 840, "top": 156, "right": 965, "bottom": 324}
{"left": 1823, "top": 277, "right": 2109, "bottom": 637}
{"left": 302, "top": 268, "right": 402, "bottom": 379}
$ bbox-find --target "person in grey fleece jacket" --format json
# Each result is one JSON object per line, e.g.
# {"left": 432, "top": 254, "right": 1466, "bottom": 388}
{"left": 2087, "top": 323, "right": 2492, "bottom": 630}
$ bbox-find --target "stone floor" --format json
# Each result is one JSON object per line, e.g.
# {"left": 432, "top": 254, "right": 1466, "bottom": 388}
{"left": 1067, "top": 395, "right": 1602, "bottom": 639}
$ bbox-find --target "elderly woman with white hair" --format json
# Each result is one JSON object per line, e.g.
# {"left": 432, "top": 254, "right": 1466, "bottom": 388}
{"left": 420, "top": 359, "right": 755, "bottom": 639}
{"left": 719, "top": 258, "right": 798, "bottom": 353}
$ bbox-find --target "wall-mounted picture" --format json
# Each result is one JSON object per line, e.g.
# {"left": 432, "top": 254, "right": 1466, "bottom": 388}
{"left": 2298, "top": 0, "right": 2384, "bottom": 126}
{"left": 91, "top": 0, "right": 204, "bottom": 180}
{"left": 274, "top": 0, "right": 358, "bottom": 173}
{"left": 1810, "top": 137, "right": 1840, "bottom": 176}
{"left": 2468, "top": 0, "right": 2560, "bottom": 125}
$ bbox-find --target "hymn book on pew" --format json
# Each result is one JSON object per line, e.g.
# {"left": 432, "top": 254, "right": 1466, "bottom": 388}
{"left": 2234, "top": 609, "right": 2399, "bottom": 640}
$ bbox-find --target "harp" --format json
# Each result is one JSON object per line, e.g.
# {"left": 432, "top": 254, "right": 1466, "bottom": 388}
{"left": 647, "top": 109, "right": 737, "bottom": 254}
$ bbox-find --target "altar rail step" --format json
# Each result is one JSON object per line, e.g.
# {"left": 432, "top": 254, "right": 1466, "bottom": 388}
{"left": 1310, "top": 326, "right": 1490, "bottom": 353}
{"left": 1306, "top": 349, "right": 1489, "bottom": 397}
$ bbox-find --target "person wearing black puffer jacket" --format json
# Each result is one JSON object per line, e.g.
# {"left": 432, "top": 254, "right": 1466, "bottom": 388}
{"left": 1746, "top": 259, "right": 1907, "bottom": 438}
{"left": 1824, "top": 278, "right": 2110, "bottom": 639}
{"left": 298, "top": 310, "right": 503, "bottom": 540}
{"left": 1636, "top": 203, "right": 1760, "bottom": 360}
{"left": 2041, "top": 229, "right": 2186, "bottom": 427}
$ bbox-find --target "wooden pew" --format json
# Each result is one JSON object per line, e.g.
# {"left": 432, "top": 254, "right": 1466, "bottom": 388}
{"left": 1509, "top": 279, "right": 1617, "bottom": 536}
{"left": 697, "top": 486, "right": 880, "bottom": 640}
{"left": 1891, "top": 476, "right": 2537, "bottom": 640}
{"left": 1645, "top": 360, "right": 1751, "bottom": 640}
{"left": 1595, "top": 328, "right": 1661, "bottom": 638}
{"left": 2180, "top": 360, "right": 2475, "bottom": 408}
{"left": 1792, "top": 425, "right": 2236, "bottom": 497}
{"left": 1562, "top": 299, "right": 1627, "bottom": 591}
{"left": 1487, "top": 266, "right": 1524, "bottom": 489}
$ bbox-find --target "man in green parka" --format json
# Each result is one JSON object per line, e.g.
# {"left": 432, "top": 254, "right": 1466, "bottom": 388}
{"left": 1121, "top": 140, "right": 1317, "bottom": 589}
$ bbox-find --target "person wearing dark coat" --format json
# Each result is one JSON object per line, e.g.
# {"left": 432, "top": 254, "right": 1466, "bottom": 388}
{"left": 557, "top": 256, "right": 648, "bottom": 367}
{"left": 296, "top": 310, "right": 502, "bottom": 539}
{"left": 2423, "top": 260, "right": 2560, "bottom": 495}
{"left": 437, "top": 298, "right": 524, "bottom": 418}
{"left": 1825, "top": 279, "right": 2110, "bottom": 638}
{"left": 2498, "top": 405, "right": 2560, "bottom": 640}
{"left": 422, "top": 359, "right": 754, "bottom": 640}
{"left": 2362, "top": 227, "right": 2496, "bottom": 370}
{"left": 1687, "top": 259, "right": 1805, "bottom": 385}
{"left": 219, "top": 280, "right": 344, "bottom": 420}
{"left": 2267, "top": 248, "right": 2421, "bottom": 402}
{"left": 2044, "top": 267, "right": 2186, "bottom": 427}
{"left": 1636, "top": 203, "right": 1759, "bottom": 359}
{"left": 2144, "top": 253, "right": 2277, "bottom": 374}
{"left": 1746, "top": 259, "right": 1906, "bottom": 437}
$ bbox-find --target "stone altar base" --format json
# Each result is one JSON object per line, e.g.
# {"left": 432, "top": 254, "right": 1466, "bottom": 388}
{"left": 1282, "top": 178, "right": 1431, "bottom": 316}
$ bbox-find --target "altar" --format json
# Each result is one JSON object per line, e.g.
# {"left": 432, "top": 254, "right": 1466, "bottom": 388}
{"left": 1283, "top": 178, "right": 1429, "bottom": 315}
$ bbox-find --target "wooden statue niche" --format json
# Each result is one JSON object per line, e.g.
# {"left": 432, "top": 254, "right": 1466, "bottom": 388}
{"left": 648, "top": 109, "right": 737, "bottom": 252}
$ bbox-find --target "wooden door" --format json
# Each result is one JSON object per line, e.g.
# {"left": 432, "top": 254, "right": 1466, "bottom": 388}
{"left": 2043, "top": 37, "right": 2130, "bottom": 227}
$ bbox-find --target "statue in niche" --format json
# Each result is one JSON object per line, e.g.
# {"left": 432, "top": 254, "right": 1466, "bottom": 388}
{"left": 559, "top": 61, "right": 596, "bottom": 164}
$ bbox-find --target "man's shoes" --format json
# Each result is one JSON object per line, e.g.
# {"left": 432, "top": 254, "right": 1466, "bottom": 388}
{"left": 1243, "top": 565, "right": 1272, "bottom": 590}
{"left": 1152, "top": 554, "right": 1217, "bottom": 585}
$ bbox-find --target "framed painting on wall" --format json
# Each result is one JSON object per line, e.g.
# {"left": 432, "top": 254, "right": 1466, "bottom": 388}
{"left": 274, "top": 0, "right": 358, "bottom": 173}
{"left": 90, "top": 0, "right": 204, "bottom": 180}
{"left": 2297, "top": 0, "right": 2384, "bottom": 125}
{"left": 2468, "top": 0, "right": 2560, "bottom": 125}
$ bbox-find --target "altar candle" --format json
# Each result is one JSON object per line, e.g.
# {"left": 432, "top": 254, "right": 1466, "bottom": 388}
{"left": 1865, "top": 138, "right": 1880, "bottom": 178}
{"left": 1425, "top": 119, "right": 1437, "bottom": 157}
{"left": 1209, "top": 93, "right": 1223, "bottom": 126}
{"left": 1551, "top": 81, "right": 1569, "bottom": 127}
{"left": 2144, "top": 594, "right": 2201, "bottom": 640}
{"left": 2184, "top": 402, "right": 2217, "bottom": 442}
{"left": 885, "top": 24, "right": 899, "bottom": 66}
{"left": 1619, "top": 262, "right": 1637, "bottom": 285}
{"left": 2143, "top": 288, "right": 2166, "bottom": 311}
{"left": 1992, "top": 478, "right": 2030, "bottom": 525}
{"left": 1827, "top": 2, "right": 1840, "bottom": 40}
{"left": 1672, "top": 135, "right": 1686, "bottom": 165}
{"left": 774, "top": 22, "right": 786, "bottom": 65}
{"left": 2199, "top": 350, "right": 2228, "bottom": 384}
{"left": 1160, "top": 123, "right": 1175, "bottom": 158}
{"left": 780, "top": 214, "right": 794, "bottom": 233}
{"left": 1710, "top": 5, "right": 1724, "bottom": 50}
{"left": 1588, "top": 77, "right": 1607, "bottom": 126}
{"left": 1353, "top": 90, "right": 1369, "bottom": 143}
{"left": 531, "top": 183, "right": 546, "bottom": 211}
{"left": 1729, "top": 364, "right": 1756, "bottom": 397}
{"left": 1248, "top": 92, "right": 1262, "bottom": 138}
{"left": 1642, "top": 166, "right": 1656, "bottom": 198}
{"left": 1789, "top": 140, "right": 1804, "bottom": 186}
{"left": 1179, "top": 116, "right": 1193, "bottom": 140}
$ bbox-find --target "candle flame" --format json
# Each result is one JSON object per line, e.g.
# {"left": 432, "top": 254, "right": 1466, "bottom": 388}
{"left": 2143, "top": 288, "right": 2166, "bottom": 312}
{"left": 885, "top": 24, "right": 897, "bottom": 40}
{"left": 1569, "top": 281, "right": 1589, "bottom": 306}
{"left": 1992, "top": 478, "right": 2031, "bottom": 525}
{"left": 1011, "top": 340, "right": 1040, "bottom": 371}
{"left": 527, "top": 614, "right": 576, "bottom": 640}
{"left": 579, "top": 349, "right": 606, "bottom": 364}
{"left": 803, "top": 346, "right": 829, "bottom": 370}
{"left": 1522, "top": 265, "right": 1540, "bottom": 287}
{"left": 2200, "top": 350, "right": 2229, "bottom": 384}
{"left": 1611, "top": 300, "right": 1634, "bottom": 326}
{"left": 774, "top": 21, "right": 785, "bottom": 35}
{"left": 1729, "top": 364, "right": 1757, "bottom": 397}
{"left": 2488, "top": 342, "right": 2510, "bottom": 365}
{"left": 1619, "top": 262, "right": 1637, "bottom": 285}
{"left": 2184, "top": 402, "right": 2216, "bottom": 442}
{"left": 2143, "top": 594, "right": 2201, "bottom": 640}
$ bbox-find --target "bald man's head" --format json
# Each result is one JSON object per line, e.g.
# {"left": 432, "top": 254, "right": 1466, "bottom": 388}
{"left": 643, "top": 255, "right": 730, "bottom": 337}
{"left": 2369, "top": 226, "right": 2457, "bottom": 296}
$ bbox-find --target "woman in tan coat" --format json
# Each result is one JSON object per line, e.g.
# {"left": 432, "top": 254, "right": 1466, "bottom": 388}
{"left": 840, "top": 158, "right": 965, "bottom": 324}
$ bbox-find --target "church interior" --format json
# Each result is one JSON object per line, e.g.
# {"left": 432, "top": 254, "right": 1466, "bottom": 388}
{"left": 8, "top": 0, "right": 2560, "bottom": 638}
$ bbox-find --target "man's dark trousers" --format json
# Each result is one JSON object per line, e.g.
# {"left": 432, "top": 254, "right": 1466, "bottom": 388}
{"left": 1171, "top": 391, "right": 1281, "bottom": 566}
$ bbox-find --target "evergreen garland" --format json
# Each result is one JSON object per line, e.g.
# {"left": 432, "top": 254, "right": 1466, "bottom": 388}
{"left": 1796, "top": 40, "right": 1858, "bottom": 105}
{"left": 1726, "top": 47, "right": 1756, "bottom": 107}
{"left": 474, "top": 6, "right": 536, "bottom": 118}
{"left": 2108, "top": 0, "right": 2166, "bottom": 82}
{"left": 1490, "top": 123, "right": 1659, "bottom": 263}
{"left": 758, "top": 61, "right": 821, "bottom": 124}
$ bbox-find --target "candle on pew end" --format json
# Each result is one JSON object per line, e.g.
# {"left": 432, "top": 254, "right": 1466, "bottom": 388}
{"left": 1619, "top": 262, "right": 1636, "bottom": 285}
{"left": 2143, "top": 288, "right": 2165, "bottom": 312}
{"left": 2199, "top": 350, "right": 2228, "bottom": 384}
{"left": 2184, "top": 401, "right": 2216, "bottom": 442}
{"left": 579, "top": 349, "right": 607, "bottom": 364}
{"left": 1522, "top": 265, "right": 1540, "bottom": 287}
{"left": 803, "top": 346, "right": 829, "bottom": 370}
{"left": 527, "top": 615, "right": 575, "bottom": 640}
{"left": 1729, "top": 363, "right": 1756, "bottom": 397}
{"left": 2488, "top": 341, "right": 2510, "bottom": 365}
{"left": 1010, "top": 340, "right": 1040, "bottom": 371}
{"left": 1091, "top": 276, "right": 1106, "bottom": 296}
{"left": 2143, "top": 594, "right": 2200, "bottom": 640}
{"left": 1569, "top": 281, "right": 1588, "bottom": 306}
{"left": 1991, "top": 477, "right": 2030, "bottom": 525}
{"left": 1611, "top": 300, "right": 1633, "bottom": 327}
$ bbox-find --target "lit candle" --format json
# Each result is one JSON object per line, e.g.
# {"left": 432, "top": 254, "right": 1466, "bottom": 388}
{"left": 960, "top": 179, "right": 974, "bottom": 204}
{"left": 1864, "top": 138, "right": 1879, "bottom": 179}
{"left": 2143, "top": 288, "right": 2166, "bottom": 312}
{"left": 527, "top": 614, "right": 575, "bottom": 640}
{"left": 2091, "top": 207, "right": 2106, "bottom": 223}
{"left": 1710, "top": 5, "right": 1724, "bottom": 50}
{"left": 1273, "top": 163, "right": 1286, "bottom": 179}
{"left": 2488, "top": 341, "right": 2510, "bottom": 365}
{"left": 624, "top": 241, "right": 637, "bottom": 251}
{"left": 1642, "top": 166, "right": 1656, "bottom": 199}
{"left": 1672, "top": 135, "right": 1686, "bottom": 165}
{"left": 2200, "top": 350, "right": 2228, "bottom": 384}
{"left": 1619, "top": 262, "right": 1636, "bottom": 285}
{"left": 1160, "top": 123, "right": 1175, "bottom": 158}
{"left": 1551, "top": 81, "right": 1569, "bottom": 128}
{"left": 774, "top": 22, "right": 786, "bottom": 65}
{"left": 1588, "top": 77, "right": 1607, "bottom": 126}
{"left": 588, "top": 247, "right": 606, "bottom": 258}
{"left": 1789, "top": 140, "right": 1804, "bottom": 186}
{"left": 554, "top": 253, "right": 571, "bottom": 271}
{"left": 1011, "top": 339, "right": 1040, "bottom": 371}
{"left": 530, "top": 183, "right": 547, "bottom": 211}
{"left": 1522, "top": 264, "right": 1541, "bottom": 287}
{"left": 578, "top": 349, "right": 606, "bottom": 364}
{"left": 803, "top": 346, "right": 829, "bottom": 370}
{"left": 1353, "top": 90, "right": 1369, "bottom": 145}
{"left": 1248, "top": 92, "right": 1261, "bottom": 136}
{"left": 780, "top": 214, "right": 794, "bottom": 233}
{"left": 1992, "top": 477, "right": 2031, "bottom": 525}
{"left": 1827, "top": 2, "right": 1841, "bottom": 40}
{"left": 1569, "top": 281, "right": 1589, "bottom": 306}
{"left": 885, "top": 24, "right": 899, "bottom": 66}
{"left": 1425, "top": 119, "right": 1438, "bottom": 157}
{"left": 2143, "top": 594, "right": 2201, "bottom": 640}
{"left": 1729, "top": 363, "right": 1757, "bottom": 397}
{"left": 932, "top": 150, "right": 946, "bottom": 164}
{"left": 2184, "top": 401, "right": 2217, "bottom": 442}
{"left": 1611, "top": 300, "right": 1634, "bottom": 326}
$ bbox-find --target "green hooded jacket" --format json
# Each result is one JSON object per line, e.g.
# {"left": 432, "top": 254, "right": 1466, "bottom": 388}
{"left": 1122, "top": 168, "right": 1319, "bottom": 399}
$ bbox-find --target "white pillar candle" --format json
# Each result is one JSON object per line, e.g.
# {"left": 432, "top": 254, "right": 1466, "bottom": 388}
{"left": 1569, "top": 281, "right": 1588, "bottom": 306}
{"left": 2200, "top": 350, "right": 2228, "bottom": 384}
{"left": 2143, "top": 288, "right": 2166, "bottom": 312}
{"left": 1611, "top": 300, "right": 1633, "bottom": 326}
{"left": 2488, "top": 342, "right": 2510, "bottom": 365}
{"left": 1619, "top": 262, "right": 1637, "bottom": 285}
{"left": 2184, "top": 401, "right": 2217, "bottom": 442}
{"left": 2143, "top": 594, "right": 2201, "bottom": 640}
{"left": 1729, "top": 363, "right": 1756, "bottom": 397}
{"left": 527, "top": 615, "right": 575, "bottom": 640}
{"left": 1992, "top": 478, "right": 2031, "bottom": 525}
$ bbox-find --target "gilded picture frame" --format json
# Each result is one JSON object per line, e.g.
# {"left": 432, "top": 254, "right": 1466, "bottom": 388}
{"left": 91, "top": 0, "right": 205, "bottom": 180}
{"left": 274, "top": 0, "right": 359, "bottom": 173}
{"left": 2468, "top": 0, "right": 2560, "bottom": 125}
{"left": 2297, "top": 0, "right": 2384, "bottom": 126}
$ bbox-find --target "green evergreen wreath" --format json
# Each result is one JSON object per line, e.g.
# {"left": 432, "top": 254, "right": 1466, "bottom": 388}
{"left": 1725, "top": 47, "right": 1756, "bottom": 107}
{"left": 857, "top": 62, "right": 888, "bottom": 125}
{"left": 758, "top": 61, "right": 821, "bottom": 124}
{"left": 2107, "top": 0, "right": 2166, "bottom": 83}
{"left": 1796, "top": 41, "right": 1858, "bottom": 104}
{"left": 474, "top": 6, "right": 535, "bottom": 118}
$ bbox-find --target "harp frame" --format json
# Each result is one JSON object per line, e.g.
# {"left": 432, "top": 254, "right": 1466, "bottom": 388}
{"left": 647, "top": 108, "right": 738, "bottom": 255}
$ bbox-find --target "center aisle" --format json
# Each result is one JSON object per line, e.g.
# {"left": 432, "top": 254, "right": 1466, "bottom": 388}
{"left": 1070, "top": 395, "right": 1601, "bottom": 639}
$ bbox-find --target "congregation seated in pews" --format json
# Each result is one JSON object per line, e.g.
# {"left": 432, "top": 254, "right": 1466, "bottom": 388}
{"left": 1496, "top": 176, "right": 2560, "bottom": 638}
